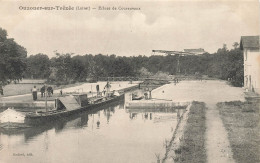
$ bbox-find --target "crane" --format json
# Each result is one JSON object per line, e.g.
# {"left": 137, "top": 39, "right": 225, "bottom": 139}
{"left": 152, "top": 50, "right": 195, "bottom": 74}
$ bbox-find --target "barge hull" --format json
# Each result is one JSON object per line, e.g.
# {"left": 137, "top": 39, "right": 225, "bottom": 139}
{"left": 25, "top": 95, "right": 124, "bottom": 125}
{"left": 0, "top": 122, "right": 31, "bottom": 129}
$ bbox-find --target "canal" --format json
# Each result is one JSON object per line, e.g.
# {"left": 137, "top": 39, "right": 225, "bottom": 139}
{"left": 0, "top": 80, "right": 245, "bottom": 163}
{"left": 0, "top": 98, "right": 182, "bottom": 163}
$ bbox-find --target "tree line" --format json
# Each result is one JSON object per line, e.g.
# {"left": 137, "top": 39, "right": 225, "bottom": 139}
{"left": 0, "top": 27, "right": 243, "bottom": 87}
{"left": 24, "top": 45, "right": 243, "bottom": 86}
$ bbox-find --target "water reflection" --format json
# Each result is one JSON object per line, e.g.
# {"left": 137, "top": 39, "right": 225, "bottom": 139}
{"left": 127, "top": 107, "right": 184, "bottom": 124}
{"left": 0, "top": 101, "right": 122, "bottom": 141}
{"left": 0, "top": 100, "right": 183, "bottom": 163}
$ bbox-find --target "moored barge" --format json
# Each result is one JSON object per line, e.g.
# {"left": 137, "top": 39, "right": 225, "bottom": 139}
{"left": 0, "top": 92, "right": 124, "bottom": 128}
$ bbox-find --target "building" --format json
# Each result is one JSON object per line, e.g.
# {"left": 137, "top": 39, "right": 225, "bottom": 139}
{"left": 183, "top": 48, "right": 206, "bottom": 55}
{"left": 240, "top": 36, "right": 260, "bottom": 94}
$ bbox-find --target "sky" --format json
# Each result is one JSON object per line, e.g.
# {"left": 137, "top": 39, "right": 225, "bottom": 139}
{"left": 0, "top": 0, "right": 259, "bottom": 57}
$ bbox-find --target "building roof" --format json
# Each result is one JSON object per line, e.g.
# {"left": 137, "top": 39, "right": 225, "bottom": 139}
{"left": 183, "top": 48, "right": 205, "bottom": 54}
{"left": 240, "top": 36, "right": 260, "bottom": 50}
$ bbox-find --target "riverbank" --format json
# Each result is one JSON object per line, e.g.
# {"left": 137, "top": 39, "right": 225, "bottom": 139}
{"left": 163, "top": 101, "right": 207, "bottom": 163}
{"left": 0, "top": 81, "right": 139, "bottom": 110}
{"left": 217, "top": 100, "right": 260, "bottom": 163}
{"left": 1, "top": 82, "right": 85, "bottom": 97}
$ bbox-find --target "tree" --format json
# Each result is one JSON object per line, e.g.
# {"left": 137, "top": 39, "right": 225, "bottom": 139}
{"left": 139, "top": 67, "right": 152, "bottom": 77}
{"left": 70, "top": 55, "right": 89, "bottom": 82}
{"left": 223, "top": 44, "right": 227, "bottom": 49}
{"left": 111, "top": 57, "right": 134, "bottom": 77}
{"left": 0, "top": 27, "right": 27, "bottom": 85}
{"left": 50, "top": 52, "right": 73, "bottom": 83}
{"left": 153, "top": 71, "right": 169, "bottom": 79}
{"left": 217, "top": 43, "right": 228, "bottom": 54}
{"left": 25, "top": 53, "right": 50, "bottom": 79}
{"left": 232, "top": 42, "right": 239, "bottom": 49}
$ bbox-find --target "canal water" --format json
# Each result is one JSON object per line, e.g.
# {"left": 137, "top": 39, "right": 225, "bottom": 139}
{"left": 0, "top": 98, "right": 182, "bottom": 163}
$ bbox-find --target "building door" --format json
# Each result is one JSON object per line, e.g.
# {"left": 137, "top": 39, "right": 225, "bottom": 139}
{"left": 244, "top": 76, "right": 248, "bottom": 88}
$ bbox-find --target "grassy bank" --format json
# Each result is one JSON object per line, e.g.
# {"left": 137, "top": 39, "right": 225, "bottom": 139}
{"left": 174, "top": 101, "right": 207, "bottom": 163}
{"left": 217, "top": 101, "right": 260, "bottom": 163}
{"left": 1, "top": 82, "right": 85, "bottom": 97}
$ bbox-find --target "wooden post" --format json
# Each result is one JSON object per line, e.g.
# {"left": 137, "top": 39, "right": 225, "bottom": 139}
{"left": 45, "top": 85, "right": 48, "bottom": 112}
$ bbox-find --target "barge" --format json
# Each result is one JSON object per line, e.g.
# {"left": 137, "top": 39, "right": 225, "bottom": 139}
{"left": 0, "top": 92, "right": 124, "bottom": 128}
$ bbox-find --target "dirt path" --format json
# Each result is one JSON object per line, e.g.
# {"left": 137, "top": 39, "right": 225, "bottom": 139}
{"left": 153, "top": 80, "right": 245, "bottom": 162}
{"left": 205, "top": 102, "right": 235, "bottom": 163}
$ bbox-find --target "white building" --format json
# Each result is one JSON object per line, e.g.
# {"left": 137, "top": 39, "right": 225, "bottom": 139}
{"left": 240, "top": 36, "right": 260, "bottom": 94}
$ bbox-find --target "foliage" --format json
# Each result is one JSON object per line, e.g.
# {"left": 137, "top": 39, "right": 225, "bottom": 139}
{"left": 50, "top": 52, "right": 74, "bottom": 83}
{"left": 168, "top": 102, "right": 207, "bottom": 163}
{"left": 0, "top": 27, "right": 27, "bottom": 85}
{"left": 21, "top": 41, "right": 243, "bottom": 87}
{"left": 139, "top": 67, "right": 152, "bottom": 77}
{"left": 24, "top": 53, "right": 50, "bottom": 79}
{"left": 153, "top": 71, "right": 169, "bottom": 79}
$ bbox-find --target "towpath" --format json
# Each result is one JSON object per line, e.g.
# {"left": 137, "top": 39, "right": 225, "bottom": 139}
{"left": 0, "top": 81, "right": 139, "bottom": 103}
{"left": 206, "top": 102, "right": 234, "bottom": 163}
{"left": 152, "top": 80, "right": 245, "bottom": 162}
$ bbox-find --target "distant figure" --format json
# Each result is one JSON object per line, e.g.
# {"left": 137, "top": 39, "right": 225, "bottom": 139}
{"left": 104, "top": 81, "right": 111, "bottom": 96}
{"left": 47, "top": 86, "right": 53, "bottom": 97}
{"left": 60, "top": 88, "right": 63, "bottom": 96}
{"left": 0, "top": 85, "right": 3, "bottom": 96}
{"left": 97, "top": 120, "right": 100, "bottom": 128}
{"left": 32, "top": 86, "right": 37, "bottom": 101}
{"left": 144, "top": 92, "right": 148, "bottom": 100}
{"left": 96, "top": 85, "right": 99, "bottom": 97}
{"left": 144, "top": 113, "right": 148, "bottom": 119}
{"left": 40, "top": 85, "right": 46, "bottom": 97}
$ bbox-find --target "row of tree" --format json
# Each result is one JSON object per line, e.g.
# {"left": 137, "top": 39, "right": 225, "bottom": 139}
{"left": 0, "top": 27, "right": 244, "bottom": 87}
{"left": 24, "top": 46, "right": 243, "bottom": 86}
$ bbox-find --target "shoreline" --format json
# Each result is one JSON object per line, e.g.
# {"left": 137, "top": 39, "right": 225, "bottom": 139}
{"left": 162, "top": 103, "right": 191, "bottom": 162}
{"left": 162, "top": 101, "right": 207, "bottom": 163}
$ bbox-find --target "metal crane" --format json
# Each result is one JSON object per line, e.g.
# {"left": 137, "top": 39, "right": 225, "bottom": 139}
{"left": 152, "top": 50, "right": 195, "bottom": 74}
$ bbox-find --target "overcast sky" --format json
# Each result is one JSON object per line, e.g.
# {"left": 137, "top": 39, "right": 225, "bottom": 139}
{"left": 0, "top": 0, "right": 259, "bottom": 57}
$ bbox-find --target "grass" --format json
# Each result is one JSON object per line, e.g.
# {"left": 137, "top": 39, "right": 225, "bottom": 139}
{"left": 2, "top": 84, "right": 48, "bottom": 96}
{"left": 217, "top": 100, "right": 260, "bottom": 163}
{"left": 174, "top": 101, "right": 207, "bottom": 163}
{"left": 1, "top": 82, "right": 85, "bottom": 97}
